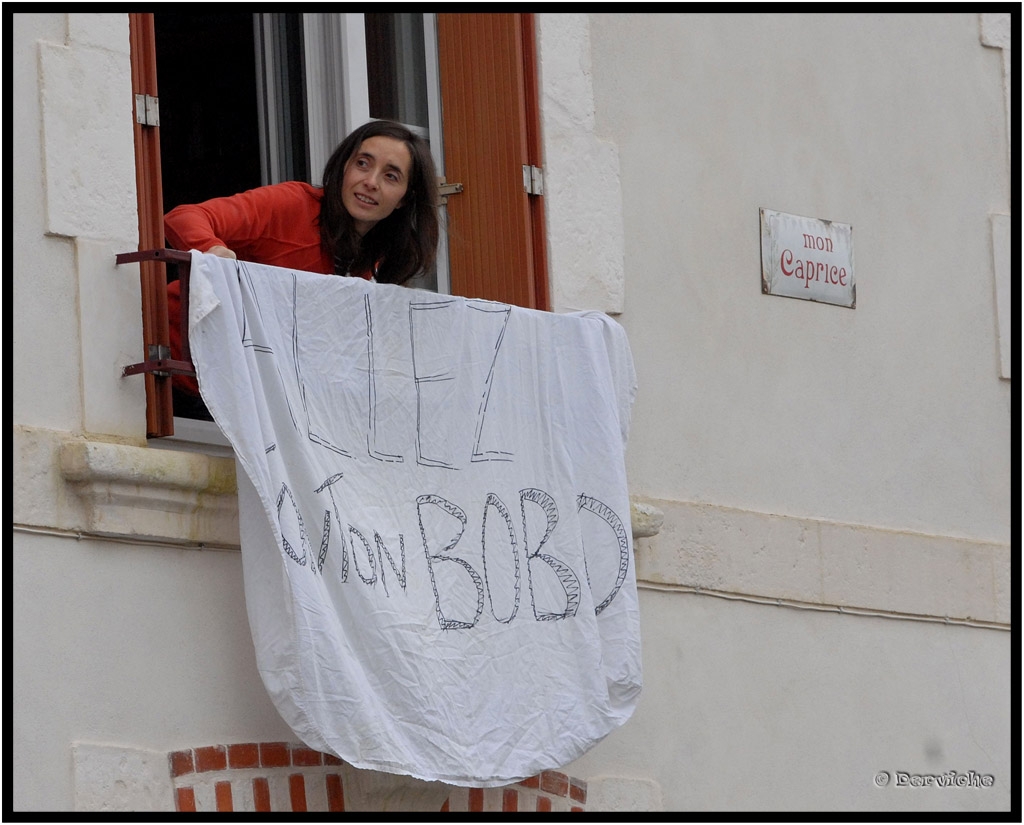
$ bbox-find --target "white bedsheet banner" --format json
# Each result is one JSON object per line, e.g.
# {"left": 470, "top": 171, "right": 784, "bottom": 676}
{"left": 188, "top": 252, "right": 642, "bottom": 787}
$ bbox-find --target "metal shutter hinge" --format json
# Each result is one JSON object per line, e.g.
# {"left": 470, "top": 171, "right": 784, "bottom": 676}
{"left": 437, "top": 179, "right": 464, "bottom": 205}
{"left": 135, "top": 94, "right": 160, "bottom": 127}
{"left": 522, "top": 165, "right": 544, "bottom": 196}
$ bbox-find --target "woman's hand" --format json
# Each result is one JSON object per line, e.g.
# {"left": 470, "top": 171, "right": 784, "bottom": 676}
{"left": 206, "top": 245, "right": 237, "bottom": 259}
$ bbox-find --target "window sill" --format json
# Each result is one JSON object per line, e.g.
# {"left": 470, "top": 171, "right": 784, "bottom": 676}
{"left": 58, "top": 435, "right": 663, "bottom": 552}
{"left": 60, "top": 437, "right": 240, "bottom": 549}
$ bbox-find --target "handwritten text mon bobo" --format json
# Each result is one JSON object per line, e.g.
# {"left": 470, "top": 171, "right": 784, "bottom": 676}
{"left": 276, "top": 476, "right": 631, "bottom": 632}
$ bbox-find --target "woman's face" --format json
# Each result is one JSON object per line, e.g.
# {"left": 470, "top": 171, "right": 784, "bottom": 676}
{"left": 341, "top": 135, "right": 413, "bottom": 236}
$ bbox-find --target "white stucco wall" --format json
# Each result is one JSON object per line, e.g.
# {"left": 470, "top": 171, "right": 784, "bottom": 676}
{"left": 14, "top": 12, "right": 147, "bottom": 441}
{"left": 536, "top": 12, "right": 1011, "bottom": 610}
{"left": 13, "top": 11, "right": 1011, "bottom": 812}
{"left": 12, "top": 13, "right": 82, "bottom": 433}
{"left": 536, "top": 12, "right": 626, "bottom": 316}
{"left": 564, "top": 589, "right": 1010, "bottom": 811}
{"left": 585, "top": 12, "right": 1010, "bottom": 544}
{"left": 13, "top": 532, "right": 294, "bottom": 810}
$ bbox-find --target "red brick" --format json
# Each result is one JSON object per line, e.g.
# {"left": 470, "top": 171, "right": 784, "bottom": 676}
{"left": 291, "top": 746, "right": 322, "bottom": 767}
{"left": 323, "top": 752, "right": 344, "bottom": 766}
{"left": 194, "top": 745, "right": 227, "bottom": 773}
{"left": 569, "top": 778, "right": 587, "bottom": 803}
{"left": 175, "top": 787, "right": 196, "bottom": 813}
{"left": 571, "top": 806, "right": 584, "bottom": 812}
{"left": 215, "top": 781, "right": 233, "bottom": 812}
{"left": 536, "top": 796, "right": 552, "bottom": 812}
{"left": 440, "top": 798, "right": 450, "bottom": 812}
{"left": 289, "top": 773, "right": 307, "bottom": 812}
{"left": 228, "top": 743, "right": 260, "bottom": 769}
{"left": 502, "top": 788, "right": 519, "bottom": 812}
{"left": 252, "top": 777, "right": 271, "bottom": 812}
{"left": 541, "top": 771, "right": 569, "bottom": 797}
{"left": 468, "top": 787, "right": 484, "bottom": 812}
{"left": 326, "top": 773, "right": 345, "bottom": 812}
{"left": 260, "top": 741, "right": 291, "bottom": 768}
{"left": 169, "top": 750, "right": 194, "bottom": 778}
{"left": 519, "top": 774, "right": 540, "bottom": 789}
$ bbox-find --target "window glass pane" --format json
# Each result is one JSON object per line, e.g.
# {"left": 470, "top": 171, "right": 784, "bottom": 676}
{"left": 365, "top": 13, "right": 428, "bottom": 128}
{"left": 256, "top": 13, "right": 310, "bottom": 184}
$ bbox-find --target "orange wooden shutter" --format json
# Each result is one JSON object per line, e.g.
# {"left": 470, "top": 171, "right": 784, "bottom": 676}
{"left": 437, "top": 13, "right": 549, "bottom": 310}
{"left": 129, "top": 13, "right": 174, "bottom": 437}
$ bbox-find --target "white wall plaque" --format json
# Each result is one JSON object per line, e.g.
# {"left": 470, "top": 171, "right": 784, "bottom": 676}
{"left": 760, "top": 208, "right": 855, "bottom": 308}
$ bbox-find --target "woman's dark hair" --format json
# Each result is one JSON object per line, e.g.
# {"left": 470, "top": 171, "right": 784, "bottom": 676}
{"left": 319, "top": 120, "right": 440, "bottom": 284}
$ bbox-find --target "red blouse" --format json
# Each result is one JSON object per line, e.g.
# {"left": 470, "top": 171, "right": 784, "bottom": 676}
{"left": 164, "top": 181, "right": 369, "bottom": 396}
{"left": 164, "top": 181, "right": 333, "bottom": 274}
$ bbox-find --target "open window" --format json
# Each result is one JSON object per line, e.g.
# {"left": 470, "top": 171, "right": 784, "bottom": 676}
{"left": 128, "top": 12, "right": 547, "bottom": 439}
